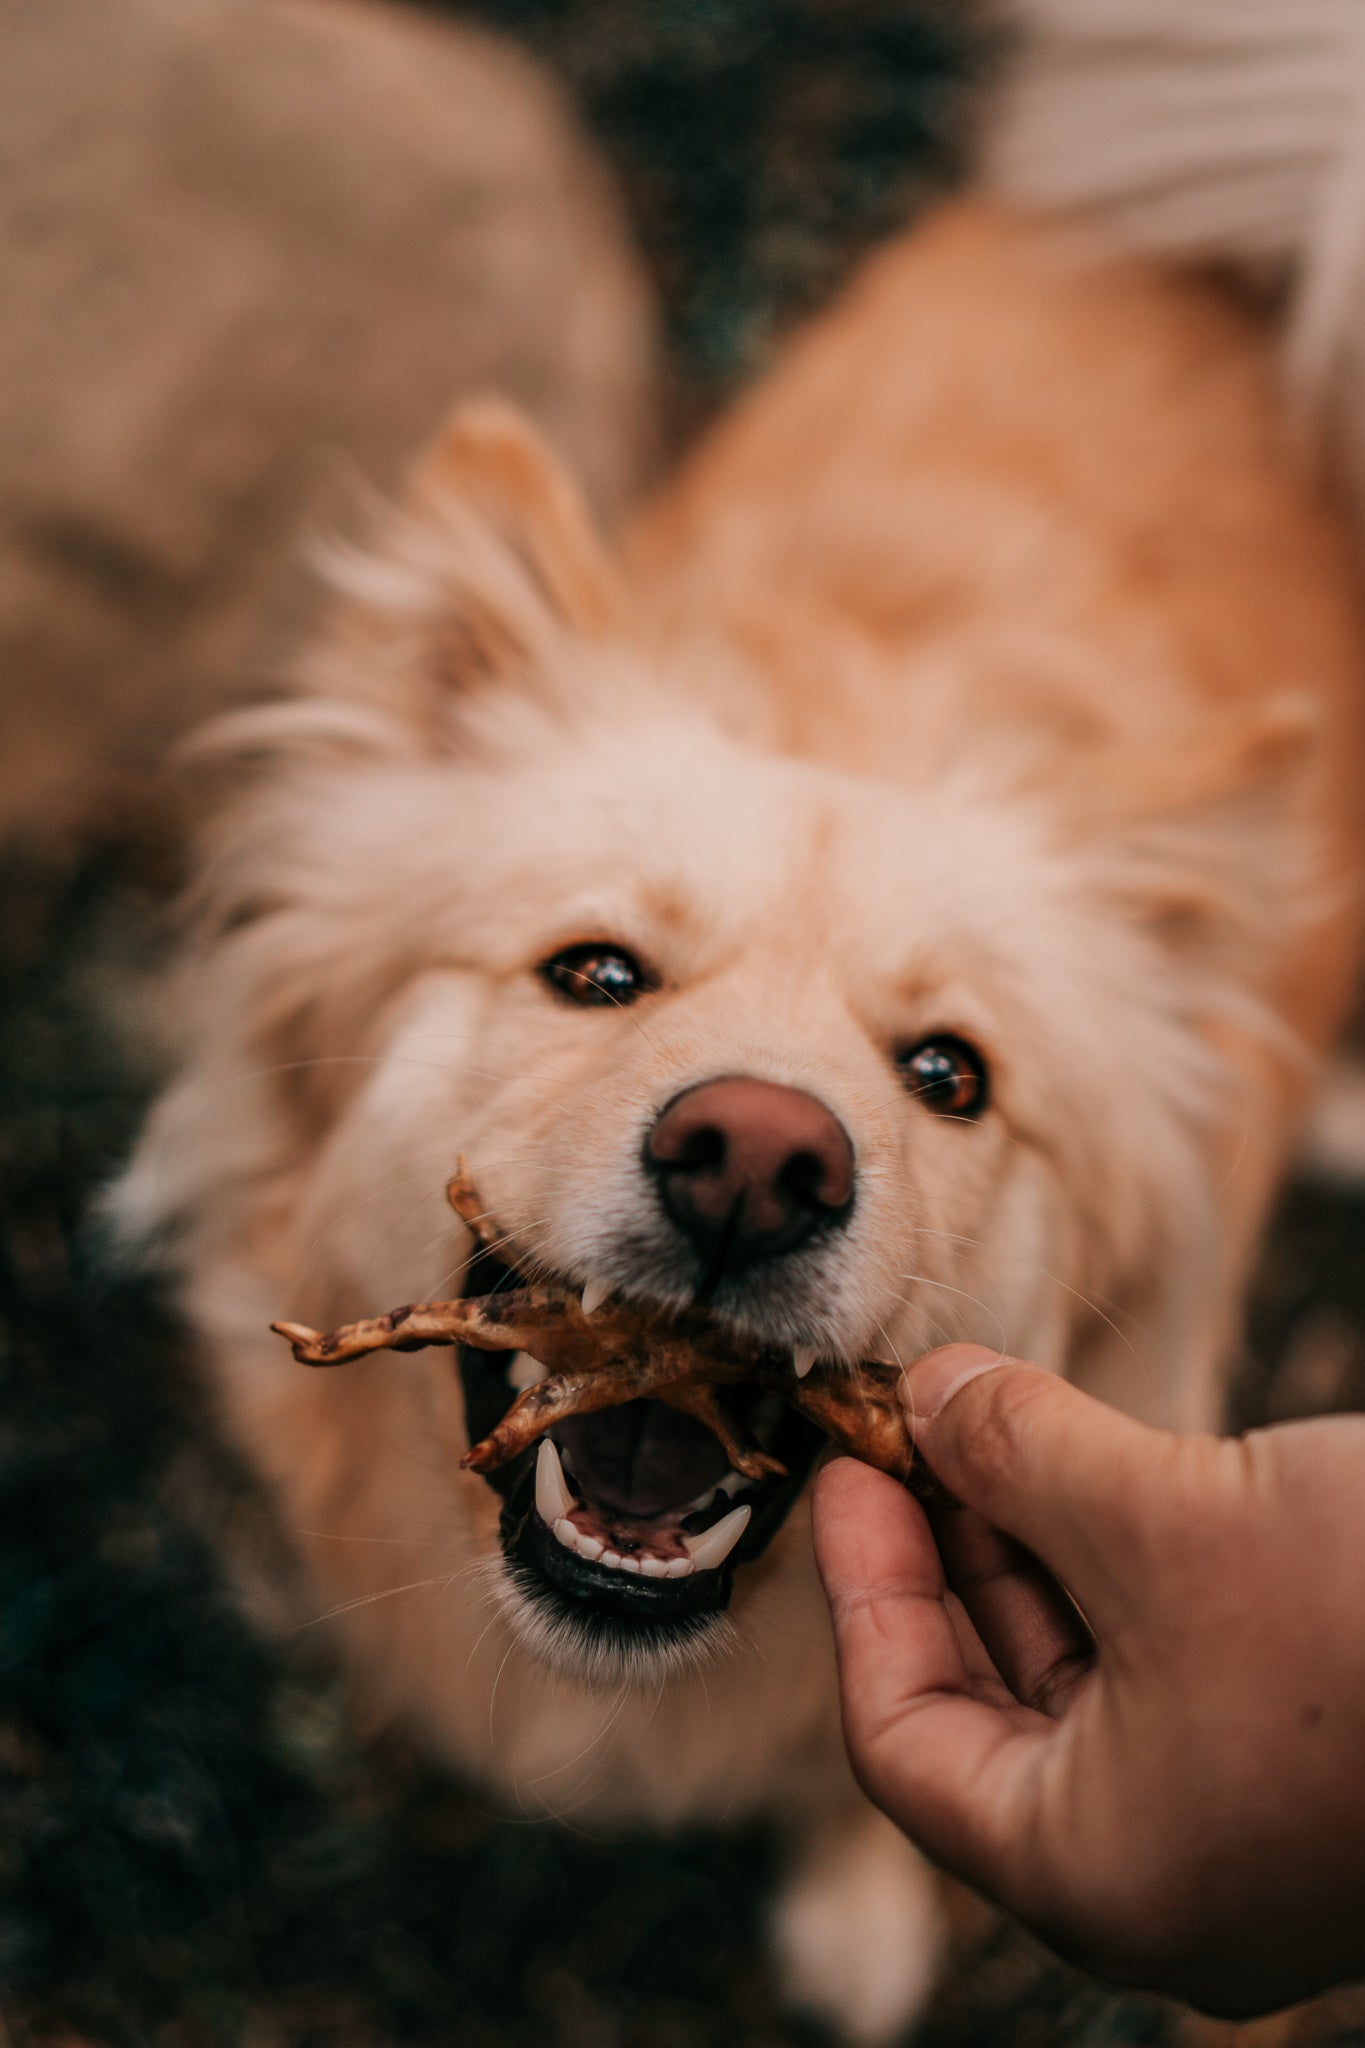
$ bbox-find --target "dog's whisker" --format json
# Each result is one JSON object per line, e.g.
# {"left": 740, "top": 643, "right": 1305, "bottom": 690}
{"left": 212, "top": 1052, "right": 532, "bottom": 1094}
{"left": 888, "top": 1229, "right": 1145, "bottom": 1371}
{"left": 486, "top": 1638, "right": 519, "bottom": 1749}
{"left": 423, "top": 1216, "right": 555, "bottom": 1300}
{"left": 884, "top": 1276, "right": 1009, "bottom": 1357}
{"left": 303, "top": 1166, "right": 457, "bottom": 1257}
{"left": 519, "top": 1682, "right": 633, "bottom": 1792}
{"left": 898, "top": 1226, "right": 990, "bottom": 1251}
{"left": 294, "top": 1571, "right": 465, "bottom": 1630}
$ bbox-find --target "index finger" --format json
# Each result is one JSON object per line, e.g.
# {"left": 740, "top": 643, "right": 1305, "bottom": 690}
{"left": 812, "top": 1456, "right": 1057, "bottom": 1894}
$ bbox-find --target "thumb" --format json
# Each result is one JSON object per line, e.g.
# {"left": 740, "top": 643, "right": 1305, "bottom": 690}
{"left": 902, "top": 1345, "right": 1168, "bottom": 1622}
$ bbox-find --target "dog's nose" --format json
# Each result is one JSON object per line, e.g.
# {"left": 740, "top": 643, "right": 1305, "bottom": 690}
{"left": 645, "top": 1077, "right": 854, "bottom": 1276}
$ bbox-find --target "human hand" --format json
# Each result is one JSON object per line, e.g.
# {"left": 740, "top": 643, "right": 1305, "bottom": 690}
{"left": 812, "top": 1346, "right": 1365, "bottom": 2016}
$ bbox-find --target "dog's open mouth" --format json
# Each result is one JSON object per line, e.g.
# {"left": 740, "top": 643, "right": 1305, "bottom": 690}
{"left": 273, "top": 1162, "right": 946, "bottom": 1665}
{"left": 457, "top": 1242, "right": 827, "bottom": 1638}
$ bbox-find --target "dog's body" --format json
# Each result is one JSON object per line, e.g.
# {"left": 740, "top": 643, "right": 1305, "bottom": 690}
{"left": 120, "top": 204, "right": 1365, "bottom": 2040}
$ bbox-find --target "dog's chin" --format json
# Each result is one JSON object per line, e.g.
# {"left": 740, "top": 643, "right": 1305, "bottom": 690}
{"left": 488, "top": 1552, "right": 737, "bottom": 1689}
{"left": 458, "top": 1249, "right": 827, "bottom": 1690}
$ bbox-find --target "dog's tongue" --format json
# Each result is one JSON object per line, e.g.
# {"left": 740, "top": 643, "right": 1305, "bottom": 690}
{"left": 553, "top": 1399, "right": 731, "bottom": 1518}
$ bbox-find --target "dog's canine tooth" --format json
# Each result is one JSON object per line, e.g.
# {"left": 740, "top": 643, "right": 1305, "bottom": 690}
{"left": 793, "top": 1346, "right": 818, "bottom": 1380}
{"left": 508, "top": 1350, "right": 548, "bottom": 1393}
{"left": 580, "top": 1274, "right": 612, "bottom": 1316}
{"left": 682, "top": 1503, "right": 751, "bottom": 1570}
{"left": 536, "top": 1439, "right": 575, "bottom": 1525}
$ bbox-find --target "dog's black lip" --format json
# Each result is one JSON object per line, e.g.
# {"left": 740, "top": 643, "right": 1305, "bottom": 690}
{"left": 453, "top": 1248, "right": 826, "bottom": 1617}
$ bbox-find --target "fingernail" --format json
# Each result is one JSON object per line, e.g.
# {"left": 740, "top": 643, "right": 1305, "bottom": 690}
{"left": 899, "top": 1345, "right": 1007, "bottom": 1425}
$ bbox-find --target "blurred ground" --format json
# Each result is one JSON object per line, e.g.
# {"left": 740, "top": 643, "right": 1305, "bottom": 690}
{"left": 5, "top": 4, "right": 1365, "bottom": 2045}
{"left": 0, "top": 0, "right": 653, "bottom": 842}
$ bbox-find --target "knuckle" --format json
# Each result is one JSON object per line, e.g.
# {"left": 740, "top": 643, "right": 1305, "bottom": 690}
{"left": 1134, "top": 1432, "right": 1248, "bottom": 1593}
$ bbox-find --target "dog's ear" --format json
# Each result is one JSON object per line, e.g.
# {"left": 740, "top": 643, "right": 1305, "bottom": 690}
{"left": 320, "top": 399, "right": 622, "bottom": 717}
{"left": 406, "top": 399, "right": 620, "bottom": 642}
{"left": 1061, "top": 697, "right": 1324, "bottom": 964}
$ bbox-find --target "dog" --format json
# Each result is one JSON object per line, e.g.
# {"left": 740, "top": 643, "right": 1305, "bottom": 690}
{"left": 117, "top": 202, "right": 1365, "bottom": 2041}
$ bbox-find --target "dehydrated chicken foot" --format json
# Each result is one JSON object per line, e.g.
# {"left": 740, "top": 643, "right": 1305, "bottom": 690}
{"left": 272, "top": 1163, "right": 952, "bottom": 1501}
{"left": 274, "top": 1290, "right": 950, "bottom": 1499}
{"left": 275, "top": 1288, "right": 784, "bottom": 1481}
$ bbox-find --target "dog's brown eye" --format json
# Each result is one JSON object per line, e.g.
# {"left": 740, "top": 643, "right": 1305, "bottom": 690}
{"left": 897, "top": 1035, "right": 989, "bottom": 1119}
{"left": 540, "top": 942, "right": 652, "bottom": 1008}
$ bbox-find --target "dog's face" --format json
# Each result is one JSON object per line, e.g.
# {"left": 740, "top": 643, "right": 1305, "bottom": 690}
{"left": 183, "top": 405, "right": 1306, "bottom": 1686}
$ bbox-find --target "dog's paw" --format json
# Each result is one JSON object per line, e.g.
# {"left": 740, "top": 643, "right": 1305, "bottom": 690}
{"left": 772, "top": 1804, "right": 944, "bottom": 2044}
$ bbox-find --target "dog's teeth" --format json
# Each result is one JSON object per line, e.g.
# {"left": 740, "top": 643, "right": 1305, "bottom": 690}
{"left": 509, "top": 1350, "right": 548, "bottom": 1392}
{"left": 535, "top": 1439, "right": 575, "bottom": 1525}
{"left": 553, "top": 1528, "right": 705, "bottom": 1578}
{"left": 580, "top": 1274, "right": 612, "bottom": 1316}
{"left": 715, "top": 1470, "right": 746, "bottom": 1500}
{"left": 793, "top": 1346, "right": 818, "bottom": 1380}
{"left": 682, "top": 1503, "right": 751, "bottom": 1571}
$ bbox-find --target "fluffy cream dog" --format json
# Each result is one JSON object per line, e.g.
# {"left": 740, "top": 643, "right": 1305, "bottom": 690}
{"left": 119, "top": 204, "right": 1365, "bottom": 2041}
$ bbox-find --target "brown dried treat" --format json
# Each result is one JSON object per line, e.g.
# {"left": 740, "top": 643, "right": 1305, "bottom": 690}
{"left": 272, "top": 1164, "right": 953, "bottom": 1504}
